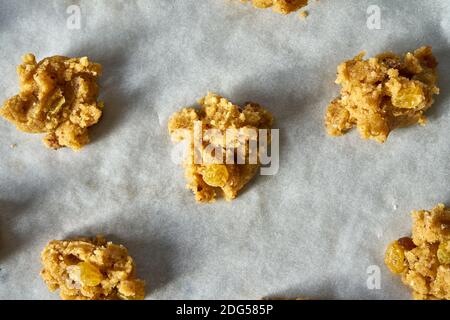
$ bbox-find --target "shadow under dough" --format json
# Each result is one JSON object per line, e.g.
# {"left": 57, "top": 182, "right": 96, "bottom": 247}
{"left": 0, "top": 198, "right": 36, "bottom": 261}
{"left": 65, "top": 46, "right": 146, "bottom": 146}
{"left": 62, "top": 229, "right": 177, "bottom": 295}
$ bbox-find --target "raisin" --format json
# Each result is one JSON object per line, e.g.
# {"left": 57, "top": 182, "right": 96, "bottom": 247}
{"left": 78, "top": 262, "right": 103, "bottom": 287}
{"left": 392, "top": 85, "right": 424, "bottom": 109}
{"left": 397, "top": 237, "right": 416, "bottom": 251}
{"left": 385, "top": 241, "right": 407, "bottom": 274}
{"left": 202, "top": 164, "right": 229, "bottom": 187}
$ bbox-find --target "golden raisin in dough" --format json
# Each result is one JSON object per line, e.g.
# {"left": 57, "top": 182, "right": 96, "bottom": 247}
{"left": 201, "top": 164, "right": 230, "bottom": 188}
{"left": 168, "top": 92, "right": 273, "bottom": 203}
{"left": 78, "top": 262, "right": 104, "bottom": 287}
{"left": 40, "top": 236, "right": 145, "bottom": 300}
{"left": 385, "top": 240, "right": 408, "bottom": 274}
{"left": 325, "top": 46, "right": 439, "bottom": 143}
{"left": 244, "top": 0, "right": 308, "bottom": 14}
{"left": 0, "top": 53, "right": 104, "bottom": 151}
{"left": 385, "top": 204, "right": 450, "bottom": 300}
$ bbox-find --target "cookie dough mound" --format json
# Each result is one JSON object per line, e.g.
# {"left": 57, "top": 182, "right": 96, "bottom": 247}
{"left": 385, "top": 204, "right": 450, "bottom": 300}
{"left": 245, "top": 0, "right": 308, "bottom": 14}
{"left": 325, "top": 46, "right": 439, "bottom": 143}
{"left": 40, "top": 236, "right": 145, "bottom": 300}
{"left": 168, "top": 92, "right": 273, "bottom": 203}
{"left": 0, "top": 53, "right": 104, "bottom": 151}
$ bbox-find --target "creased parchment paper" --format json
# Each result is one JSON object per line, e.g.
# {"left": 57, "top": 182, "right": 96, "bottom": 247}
{"left": 0, "top": 0, "right": 449, "bottom": 299}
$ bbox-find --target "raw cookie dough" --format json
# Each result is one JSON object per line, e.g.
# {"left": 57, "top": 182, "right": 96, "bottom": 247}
{"left": 0, "top": 54, "right": 104, "bottom": 151}
{"left": 325, "top": 46, "right": 439, "bottom": 143}
{"left": 168, "top": 93, "right": 273, "bottom": 203}
{"left": 385, "top": 204, "right": 450, "bottom": 300}
{"left": 243, "top": 0, "right": 308, "bottom": 14}
{"left": 40, "top": 236, "right": 145, "bottom": 300}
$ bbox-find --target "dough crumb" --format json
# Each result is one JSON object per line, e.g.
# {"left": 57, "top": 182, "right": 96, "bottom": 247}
{"left": 243, "top": 0, "right": 309, "bottom": 14}
{"left": 40, "top": 235, "right": 146, "bottom": 300}
{"left": 325, "top": 46, "right": 439, "bottom": 143}
{"left": 168, "top": 92, "right": 273, "bottom": 203}
{"left": 299, "top": 10, "right": 309, "bottom": 19}
{"left": 0, "top": 54, "right": 104, "bottom": 151}
{"left": 385, "top": 204, "right": 450, "bottom": 300}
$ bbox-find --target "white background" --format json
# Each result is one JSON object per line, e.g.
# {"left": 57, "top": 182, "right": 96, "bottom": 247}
{"left": 0, "top": 0, "right": 449, "bottom": 299}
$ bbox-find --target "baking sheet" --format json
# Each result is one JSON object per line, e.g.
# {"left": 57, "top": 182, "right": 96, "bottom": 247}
{"left": 0, "top": 0, "right": 449, "bottom": 300}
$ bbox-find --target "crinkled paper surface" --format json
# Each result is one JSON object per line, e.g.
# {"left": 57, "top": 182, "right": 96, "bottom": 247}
{"left": 0, "top": 0, "right": 449, "bottom": 300}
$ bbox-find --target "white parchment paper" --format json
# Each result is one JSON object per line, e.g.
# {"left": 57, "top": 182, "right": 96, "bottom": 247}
{"left": 0, "top": 0, "right": 449, "bottom": 300}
